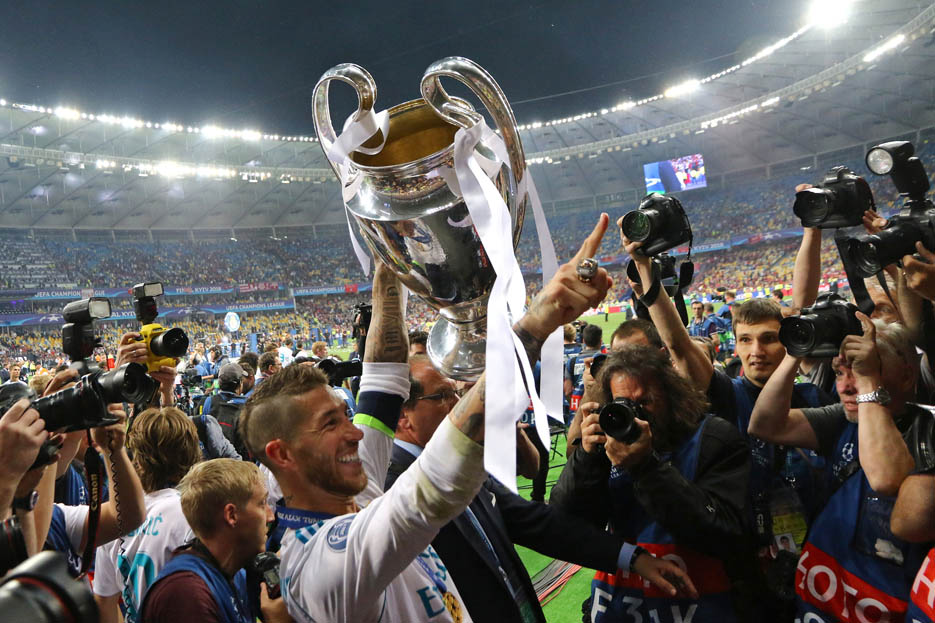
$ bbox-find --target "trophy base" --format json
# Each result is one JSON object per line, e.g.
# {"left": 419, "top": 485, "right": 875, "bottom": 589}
{"left": 427, "top": 315, "right": 487, "bottom": 381}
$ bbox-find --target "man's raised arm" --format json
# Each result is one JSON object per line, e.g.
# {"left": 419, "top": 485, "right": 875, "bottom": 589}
{"left": 619, "top": 220, "right": 712, "bottom": 392}
{"left": 354, "top": 262, "right": 410, "bottom": 506}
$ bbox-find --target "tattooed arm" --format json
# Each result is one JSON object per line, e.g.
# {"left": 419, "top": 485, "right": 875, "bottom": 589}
{"left": 448, "top": 214, "right": 614, "bottom": 444}
{"left": 363, "top": 263, "right": 408, "bottom": 363}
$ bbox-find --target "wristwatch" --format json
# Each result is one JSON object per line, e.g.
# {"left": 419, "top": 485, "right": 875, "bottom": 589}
{"left": 12, "top": 490, "right": 38, "bottom": 512}
{"left": 855, "top": 386, "right": 891, "bottom": 406}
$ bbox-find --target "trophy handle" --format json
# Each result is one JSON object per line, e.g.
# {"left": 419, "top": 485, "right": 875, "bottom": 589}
{"left": 420, "top": 57, "right": 527, "bottom": 184}
{"left": 312, "top": 63, "right": 378, "bottom": 176}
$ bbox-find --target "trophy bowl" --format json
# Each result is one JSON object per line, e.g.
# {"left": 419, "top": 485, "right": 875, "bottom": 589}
{"left": 313, "top": 57, "right": 528, "bottom": 380}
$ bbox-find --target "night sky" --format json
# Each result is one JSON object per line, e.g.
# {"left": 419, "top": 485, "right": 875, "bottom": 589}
{"left": 0, "top": 1, "right": 809, "bottom": 135}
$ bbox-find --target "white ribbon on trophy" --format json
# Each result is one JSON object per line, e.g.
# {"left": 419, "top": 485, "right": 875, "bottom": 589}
{"left": 449, "top": 121, "right": 562, "bottom": 487}
{"left": 321, "top": 108, "right": 390, "bottom": 277}
{"left": 326, "top": 111, "right": 563, "bottom": 489}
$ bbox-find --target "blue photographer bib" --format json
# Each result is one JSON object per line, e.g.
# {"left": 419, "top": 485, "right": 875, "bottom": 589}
{"left": 592, "top": 417, "right": 737, "bottom": 623}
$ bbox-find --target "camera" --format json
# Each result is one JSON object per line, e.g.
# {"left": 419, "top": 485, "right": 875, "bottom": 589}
{"left": 132, "top": 282, "right": 190, "bottom": 372}
{"left": 598, "top": 398, "right": 646, "bottom": 445}
{"left": 792, "top": 166, "right": 874, "bottom": 229}
{"left": 0, "top": 551, "right": 98, "bottom": 623}
{"left": 316, "top": 359, "right": 363, "bottom": 386}
{"left": 0, "top": 363, "right": 157, "bottom": 432}
{"left": 251, "top": 552, "right": 281, "bottom": 599}
{"left": 621, "top": 193, "right": 692, "bottom": 257}
{"left": 61, "top": 298, "right": 112, "bottom": 376}
{"left": 778, "top": 293, "right": 861, "bottom": 358}
{"left": 180, "top": 366, "right": 202, "bottom": 387}
{"left": 843, "top": 141, "right": 935, "bottom": 278}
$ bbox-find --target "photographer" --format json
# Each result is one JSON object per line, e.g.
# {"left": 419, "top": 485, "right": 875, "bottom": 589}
{"left": 93, "top": 407, "right": 201, "bottom": 623}
{"left": 139, "top": 459, "right": 287, "bottom": 623}
{"left": 239, "top": 217, "right": 613, "bottom": 622}
{"left": 200, "top": 363, "right": 248, "bottom": 445}
{"left": 749, "top": 314, "right": 933, "bottom": 622}
{"left": 43, "top": 402, "right": 147, "bottom": 577}
{"left": 551, "top": 346, "right": 752, "bottom": 622}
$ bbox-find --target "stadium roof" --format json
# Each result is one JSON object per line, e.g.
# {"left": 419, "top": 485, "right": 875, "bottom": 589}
{"left": 0, "top": 0, "right": 933, "bottom": 233}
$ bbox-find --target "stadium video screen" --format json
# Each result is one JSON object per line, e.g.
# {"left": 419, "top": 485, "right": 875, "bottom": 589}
{"left": 643, "top": 153, "right": 707, "bottom": 194}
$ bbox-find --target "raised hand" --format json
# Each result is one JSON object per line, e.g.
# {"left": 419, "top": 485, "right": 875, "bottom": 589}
{"left": 839, "top": 312, "right": 881, "bottom": 382}
{"left": 519, "top": 214, "right": 613, "bottom": 342}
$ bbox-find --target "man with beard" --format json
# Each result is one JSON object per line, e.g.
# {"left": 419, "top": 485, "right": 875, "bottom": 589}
{"left": 551, "top": 345, "right": 752, "bottom": 622}
{"left": 239, "top": 217, "right": 615, "bottom": 622}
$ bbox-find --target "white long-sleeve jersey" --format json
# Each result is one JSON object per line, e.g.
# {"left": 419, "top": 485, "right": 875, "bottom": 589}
{"left": 280, "top": 416, "right": 486, "bottom": 623}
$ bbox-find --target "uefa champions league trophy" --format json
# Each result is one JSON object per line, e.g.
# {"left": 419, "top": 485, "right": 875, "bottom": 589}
{"left": 312, "top": 57, "right": 529, "bottom": 380}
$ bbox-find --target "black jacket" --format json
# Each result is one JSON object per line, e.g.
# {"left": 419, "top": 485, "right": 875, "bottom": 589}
{"left": 386, "top": 443, "right": 625, "bottom": 623}
{"left": 550, "top": 415, "right": 759, "bottom": 615}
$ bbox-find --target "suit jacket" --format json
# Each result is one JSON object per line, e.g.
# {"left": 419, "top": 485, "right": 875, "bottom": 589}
{"left": 386, "top": 443, "right": 623, "bottom": 623}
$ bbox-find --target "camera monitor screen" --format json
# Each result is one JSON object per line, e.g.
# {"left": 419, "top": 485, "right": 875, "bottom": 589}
{"left": 643, "top": 153, "right": 707, "bottom": 194}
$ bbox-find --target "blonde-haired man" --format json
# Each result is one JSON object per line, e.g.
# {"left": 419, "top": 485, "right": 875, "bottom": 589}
{"left": 93, "top": 407, "right": 201, "bottom": 623}
{"left": 140, "top": 459, "right": 282, "bottom": 623}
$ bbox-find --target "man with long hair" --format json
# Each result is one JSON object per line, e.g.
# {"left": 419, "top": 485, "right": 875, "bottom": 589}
{"left": 551, "top": 345, "right": 753, "bottom": 622}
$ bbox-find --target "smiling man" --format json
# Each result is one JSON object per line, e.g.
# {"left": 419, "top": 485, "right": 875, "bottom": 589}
{"left": 239, "top": 217, "right": 615, "bottom": 622}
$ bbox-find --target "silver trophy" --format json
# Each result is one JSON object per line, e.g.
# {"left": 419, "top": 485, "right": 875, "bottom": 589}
{"left": 312, "top": 57, "right": 528, "bottom": 380}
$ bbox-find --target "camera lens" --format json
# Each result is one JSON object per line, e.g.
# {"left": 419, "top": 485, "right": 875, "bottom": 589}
{"left": 778, "top": 317, "right": 819, "bottom": 358}
{"left": 0, "top": 517, "right": 28, "bottom": 577}
{"left": 599, "top": 399, "right": 643, "bottom": 444}
{"left": 792, "top": 190, "right": 830, "bottom": 227}
{"left": 0, "top": 551, "right": 99, "bottom": 623}
{"left": 98, "top": 363, "right": 159, "bottom": 405}
{"left": 149, "top": 328, "right": 189, "bottom": 358}
{"left": 851, "top": 238, "right": 882, "bottom": 278}
{"left": 621, "top": 210, "right": 651, "bottom": 242}
{"left": 32, "top": 377, "right": 104, "bottom": 432}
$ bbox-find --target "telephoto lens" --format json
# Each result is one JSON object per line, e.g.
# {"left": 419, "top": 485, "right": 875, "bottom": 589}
{"left": 0, "top": 551, "right": 99, "bottom": 623}
{"left": 31, "top": 375, "right": 108, "bottom": 432}
{"left": 598, "top": 398, "right": 644, "bottom": 444}
{"left": 149, "top": 327, "right": 189, "bottom": 358}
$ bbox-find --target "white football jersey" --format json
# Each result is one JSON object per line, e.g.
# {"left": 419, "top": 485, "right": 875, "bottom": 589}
{"left": 280, "top": 417, "right": 485, "bottom": 623}
{"left": 93, "top": 488, "right": 194, "bottom": 623}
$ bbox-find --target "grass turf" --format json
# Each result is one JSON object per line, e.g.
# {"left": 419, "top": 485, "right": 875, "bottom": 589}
{"left": 514, "top": 431, "right": 594, "bottom": 623}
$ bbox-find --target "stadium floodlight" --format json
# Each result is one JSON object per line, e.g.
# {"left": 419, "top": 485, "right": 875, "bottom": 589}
{"left": 863, "top": 34, "right": 906, "bottom": 63}
{"left": 664, "top": 79, "right": 700, "bottom": 99}
{"left": 806, "top": 0, "right": 852, "bottom": 29}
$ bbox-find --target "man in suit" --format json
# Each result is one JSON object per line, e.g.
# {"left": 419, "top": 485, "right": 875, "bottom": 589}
{"left": 385, "top": 355, "right": 697, "bottom": 623}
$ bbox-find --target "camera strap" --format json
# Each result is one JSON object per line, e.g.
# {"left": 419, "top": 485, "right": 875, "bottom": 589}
{"left": 834, "top": 227, "right": 876, "bottom": 316}
{"left": 637, "top": 262, "right": 664, "bottom": 307}
{"left": 79, "top": 434, "right": 105, "bottom": 577}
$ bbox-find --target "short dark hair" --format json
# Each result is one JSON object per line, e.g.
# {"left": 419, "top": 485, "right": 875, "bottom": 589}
{"left": 408, "top": 330, "right": 428, "bottom": 347}
{"left": 732, "top": 298, "right": 782, "bottom": 331}
{"left": 238, "top": 361, "right": 255, "bottom": 379}
{"left": 704, "top": 303, "right": 715, "bottom": 314}
{"left": 582, "top": 324, "right": 603, "bottom": 349}
{"left": 240, "top": 364, "right": 330, "bottom": 467}
{"left": 239, "top": 351, "right": 259, "bottom": 371}
{"left": 611, "top": 319, "right": 663, "bottom": 350}
{"left": 258, "top": 351, "right": 279, "bottom": 373}
{"left": 772, "top": 289, "right": 784, "bottom": 300}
